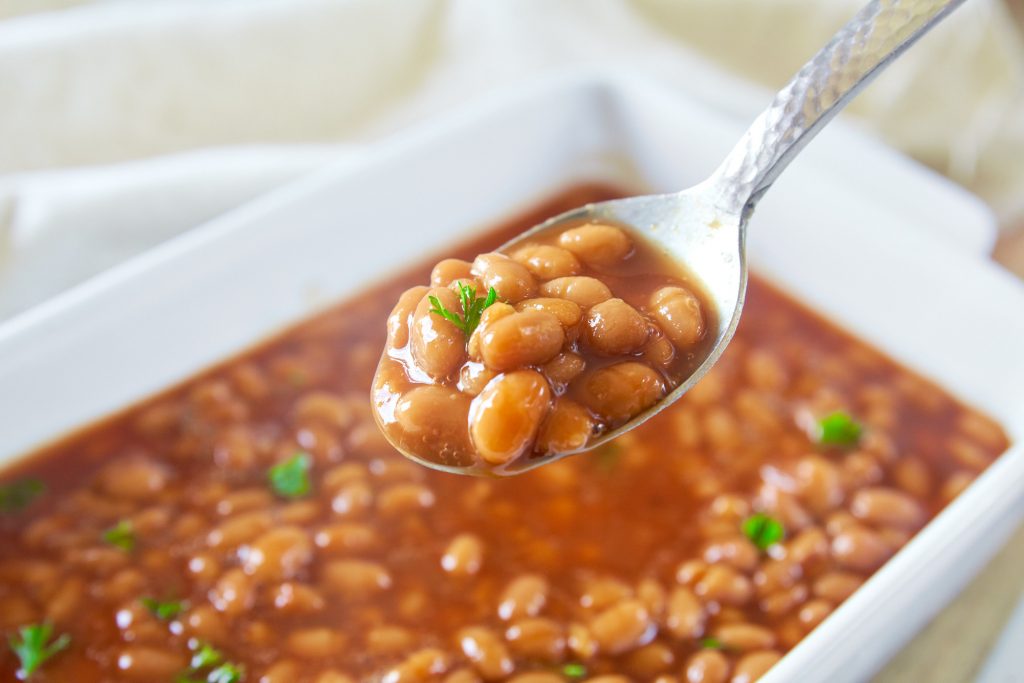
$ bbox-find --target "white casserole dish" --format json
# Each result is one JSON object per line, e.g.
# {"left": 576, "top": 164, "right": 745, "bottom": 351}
{"left": 0, "top": 70, "right": 1021, "bottom": 682}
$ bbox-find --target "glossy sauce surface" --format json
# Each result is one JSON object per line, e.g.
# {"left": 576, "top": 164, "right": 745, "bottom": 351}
{"left": 0, "top": 185, "right": 1010, "bottom": 683}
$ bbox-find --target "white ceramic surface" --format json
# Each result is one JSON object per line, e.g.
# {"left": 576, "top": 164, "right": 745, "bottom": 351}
{"left": 0, "top": 71, "right": 1021, "bottom": 683}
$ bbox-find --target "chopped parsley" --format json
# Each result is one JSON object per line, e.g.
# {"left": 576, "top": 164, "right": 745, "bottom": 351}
{"left": 700, "top": 636, "right": 724, "bottom": 650}
{"left": 8, "top": 623, "right": 70, "bottom": 677}
{"left": 562, "top": 663, "right": 588, "bottom": 679}
{"left": 140, "top": 597, "right": 186, "bottom": 621}
{"left": 177, "top": 641, "right": 244, "bottom": 683}
{"left": 428, "top": 281, "right": 498, "bottom": 338}
{"left": 0, "top": 478, "right": 45, "bottom": 513}
{"left": 102, "top": 520, "right": 136, "bottom": 552}
{"left": 816, "top": 411, "right": 863, "bottom": 446}
{"left": 267, "top": 452, "right": 311, "bottom": 499}
{"left": 742, "top": 513, "right": 785, "bottom": 551}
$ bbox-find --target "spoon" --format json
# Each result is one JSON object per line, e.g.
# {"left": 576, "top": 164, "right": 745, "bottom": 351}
{"left": 481, "top": 0, "right": 964, "bottom": 472}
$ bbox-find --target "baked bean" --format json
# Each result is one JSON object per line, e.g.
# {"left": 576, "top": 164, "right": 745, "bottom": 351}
{"left": 183, "top": 604, "right": 227, "bottom": 642}
{"left": 261, "top": 660, "right": 302, "bottom": 683}
{"left": 315, "top": 672, "right": 355, "bottom": 683}
{"left": 395, "top": 386, "right": 472, "bottom": 450}
{"left": 830, "top": 526, "right": 891, "bottom": 572}
{"left": 580, "top": 576, "right": 633, "bottom": 610}
{"left": 431, "top": 259, "right": 474, "bottom": 287}
{"left": 330, "top": 480, "right": 375, "bottom": 518}
{"left": 505, "top": 618, "right": 565, "bottom": 661}
{"left": 473, "top": 253, "right": 537, "bottom": 303}
{"left": 665, "top": 586, "right": 706, "bottom": 639}
{"left": 694, "top": 565, "right": 754, "bottom": 606}
{"left": 650, "top": 286, "right": 705, "bottom": 348}
{"left": 584, "top": 298, "right": 650, "bottom": 356}
{"left": 468, "top": 303, "right": 516, "bottom": 360}
{"left": 383, "top": 648, "right": 451, "bottom": 683}
{"left": 891, "top": 457, "right": 933, "bottom": 498}
{"left": 498, "top": 574, "right": 549, "bottom": 620}
{"left": 567, "top": 622, "right": 598, "bottom": 659}
{"left": 511, "top": 244, "right": 582, "bottom": 279}
{"left": 508, "top": 675, "right": 562, "bottom": 683}
{"left": 785, "top": 527, "right": 829, "bottom": 567}
{"left": 730, "top": 651, "right": 781, "bottom": 683}
{"left": 625, "top": 642, "right": 675, "bottom": 678}
{"left": 643, "top": 335, "right": 676, "bottom": 368}
{"left": 637, "top": 578, "right": 668, "bottom": 618}
{"left": 287, "top": 627, "right": 345, "bottom": 658}
{"left": 479, "top": 311, "right": 564, "bottom": 371}
{"left": 45, "top": 576, "right": 85, "bottom": 625}
{"left": 442, "top": 534, "right": 485, "bottom": 576}
{"left": 654, "top": 676, "right": 681, "bottom": 683}
{"left": 444, "top": 668, "right": 483, "bottom": 683}
{"left": 116, "top": 646, "right": 186, "bottom": 680}
{"left": 585, "top": 678, "right": 631, "bottom": 683}
{"left": 457, "top": 626, "right": 513, "bottom": 680}
{"left": 535, "top": 398, "right": 593, "bottom": 455}
{"left": 321, "top": 559, "right": 392, "bottom": 595}
{"left": 242, "top": 526, "right": 313, "bottom": 581}
{"left": 950, "top": 437, "right": 993, "bottom": 471}
{"left": 459, "top": 363, "right": 499, "bottom": 396}
{"left": 840, "top": 452, "right": 885, "bottom": 490}
{"left": 294, "top": 390, "right": 356, "bottom": 430}
{"left": 714, "top": 623, "right": 776, "bottom": 651}
{"left": 540, "top": 277, "right": 613, "bottom": 308}
{"left": 411, "top": 288, "right": 468, "bottom": 379}
{"left": 759, "top": 583, "right": 808, "bottom": 618}
{"left": 378, "top": 483, "right": 436, "bottom": 516}
{"left": 849, "top": 487, "right": 923, "bottom": 530}
{"left": 558, "top": 223, "right": 632, "bottom": 266}
{"left": 209, "top": 568, "right": 255, "bottom": 615}
{"left": 940, "top": 470, "right": 975, "bottom": 503}
{"left": 812, "top": 571, "right": 863, "bottom": 602}
{"left": 96, "top": 456, "right": 171, "bottom": 500}
{"left": 684, "top": 649, "right": 730, "bottom": 683}
{"left": 543, "top": 352, "right": 586, "bottom": 385}
{"left": 794, "top": 455, "right": 843, "bottom": 515}
{"left": 797, "top": 599, "right": 833, "bottom": 630}
{"left": 576, "top": 362, "right": 665, "bottom": 423}
{"left": 269, "top": 582, "right": 326, "bottom": 613}
{"left": 470, "top": 370, "right": 552, "bottom": 465}
{"left": 516, "top": 297, "right": 583, "bottom": 328}
{"left": 675, "top": 560, "right": 710, "bottom": 585}
{"left": 702, "top": 536, "right": 759, "bottom": 572}
{"left": 589, "top": 599, "right": 655, "bottom": 655}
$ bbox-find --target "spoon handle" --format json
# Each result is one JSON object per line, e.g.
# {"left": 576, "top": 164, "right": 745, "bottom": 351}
{"left": 711, "top": 0, "right": 964, "bottom": 217}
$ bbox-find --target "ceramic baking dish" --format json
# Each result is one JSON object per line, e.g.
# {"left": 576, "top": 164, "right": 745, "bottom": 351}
{"left": 0, "top": 71, "right": 1021, "bottom": 683}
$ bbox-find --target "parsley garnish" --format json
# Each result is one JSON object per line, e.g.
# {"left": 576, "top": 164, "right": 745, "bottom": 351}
{"left": 102, "top": 520, "right": 136, "bottom": 552}
{"left": 8, "top": 623, "right": 70, "bottom": 677}
{"left": 700, "top": 636, "right": 724, "bottom": 650}
{"left": 140, "top": 596, "right": 186, "bottom": 621}
{"left": 267, "top": 452, "right": 312, "bottom": 499}
{"left": 742, "top": 513, "right": 785, "bottom": 551}
{"left": 178, "top": 641, "right": 244, "bottom": 683}
{"left": 816, "top": 411, "right": 862, "bottom": 446}
{"left": 562, "top": 663, "right": 587, "bottom": 679}
{"left": 0, "top": 478, "right": 45, "bottom": 513}
{"left": 428, "top": 281, "right": 498, "bottom": 338}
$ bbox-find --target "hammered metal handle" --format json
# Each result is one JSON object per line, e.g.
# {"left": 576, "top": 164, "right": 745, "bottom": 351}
{"left": 711, "top": 0, "right": 965, "bottom": 217}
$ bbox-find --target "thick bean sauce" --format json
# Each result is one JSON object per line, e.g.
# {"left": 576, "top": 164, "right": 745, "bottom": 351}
{"left": 372, "top": 219, "right": 717, "bottom": 475}
{"left": 0, "top": 185, "right": 1010, "bottom": 683}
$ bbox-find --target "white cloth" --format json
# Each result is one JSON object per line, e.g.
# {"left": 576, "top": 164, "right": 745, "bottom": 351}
{"left": 0, "top": 0, "right": 1022, "bottom": 323}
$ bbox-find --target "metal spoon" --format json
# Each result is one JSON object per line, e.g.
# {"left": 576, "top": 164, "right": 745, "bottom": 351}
{"left": 491, "top": 0, "right": 965, "bottom": 473}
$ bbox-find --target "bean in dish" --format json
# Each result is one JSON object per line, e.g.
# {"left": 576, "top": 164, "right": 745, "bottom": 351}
{"left": 0, "top": 185, "right": 1010, "bottom": 682}
{"left": 372, "top": 221, "right": 717, "bottom": 475}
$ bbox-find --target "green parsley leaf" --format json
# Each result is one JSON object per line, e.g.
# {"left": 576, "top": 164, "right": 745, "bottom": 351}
{"left": 102, "top": 520, "right": 136, "bottom": 552}
{"left": 428, "top": 282, "right": 499, "bottom": 338}
{"left": 140, "top": 597, "right": 186, "bottom": 621}
{"left": 0, "top": 478, "right": 45, "bottom": 513}
{"left": 8, "top": 623, "right": 70, "bottom": 677}
{"left": 816, "top": 411, "right": 863, "bottom": 446}
{"left": 267, "top": 452, "right": 311, "bottom": 499}
{"left": 742, "top": 513, "right": 785, "bottom": 551}
{"left": 208, "top": 662, "right": 245, "bottom": 683}
{"left": 562, "top": 663, "right": 587, "bottom": 679}
{"left": 189, "top": 642, "right": 223, "bottom": 671}
{"left": 700, "top": 636, "right": 724, "bottom": 650}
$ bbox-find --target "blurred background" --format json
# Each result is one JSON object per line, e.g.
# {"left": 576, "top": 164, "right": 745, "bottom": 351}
{"left": 0, "top": 1, "right": 1021, "bottom": 681}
